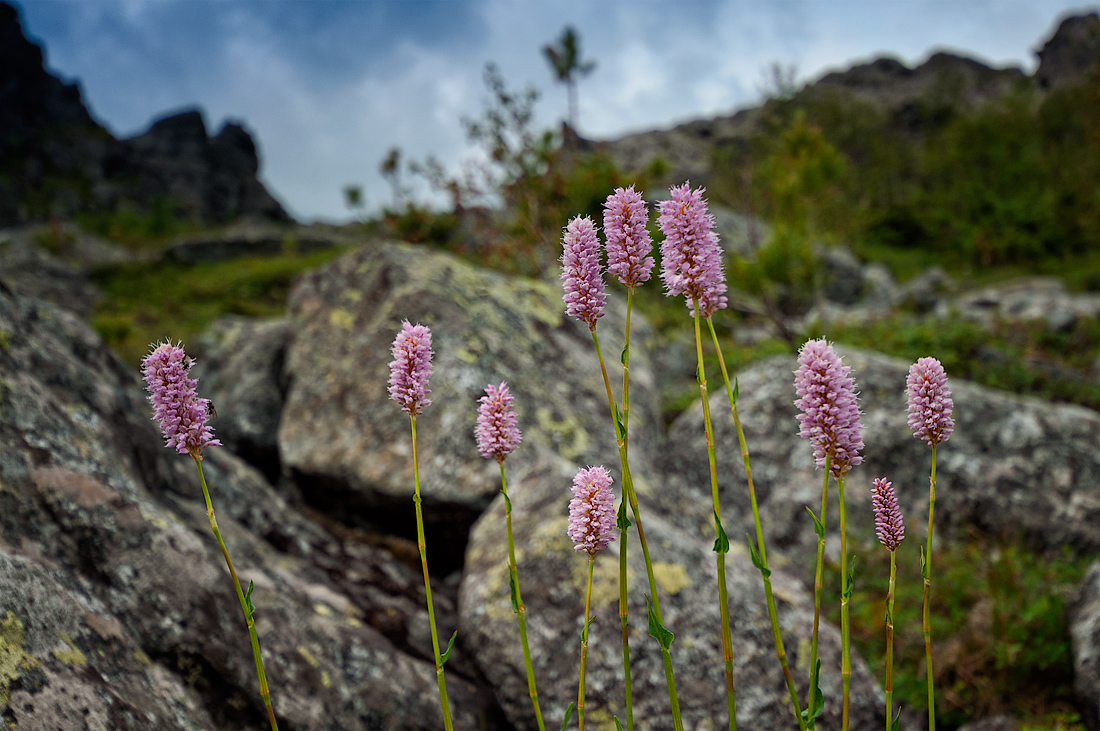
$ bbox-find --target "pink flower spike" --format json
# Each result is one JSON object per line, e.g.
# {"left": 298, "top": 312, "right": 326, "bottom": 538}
{"left": 567, "top": 466, "right": 617, "bottom": 557}
{"left": 658, "top": 182, "right": 726, "bottom": 308}
{"left": 388, "top": 321, "right": 433, "bottom": 417}
{"left": 141, "top": 341, "right": 221, "bottom": 457}
{"left": 794, "top": 339, "right": 864, "bottom": 478}
{"left": 603, "top": 186, "right": 654, "bottom": 289}
{"left": 561, "top": 216, "right": 606, "bottom": 329}
{"left": 907, "top": 357, "right": 954, "bottom": 448}
{"left": 871, "top": 477, "right": 905, "bottom": 551}
{"left": 475, "top": 381, "right": 522, "bottom": 462}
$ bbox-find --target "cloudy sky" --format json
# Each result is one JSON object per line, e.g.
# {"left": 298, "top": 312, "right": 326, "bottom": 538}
{"left": 14, "top": 0, "right": 1096, "bottom": 222}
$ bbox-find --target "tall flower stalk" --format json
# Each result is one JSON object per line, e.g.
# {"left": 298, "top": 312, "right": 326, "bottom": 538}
{"left": 907, "top": 357, "right": 954, "bottom": 731}
{"left": 871, "top": 477, "right": 905, "bottom": 731}
{"left": 795, "top": 339, "right": 863, "bottom": 731}
{"left": 388, "top": 321, "right": 454, "bottom": 731}
{"left": 705, "top": 316, "right": 805, "bottom": 731}
{"left": 476, "top": 382, "right": 545, "bottom": 731}
{"left": 142, "top": 342, "right": 279, "bottom": 731}
{"left": 657, "top": 183, "right": 739, "bottom": 731}
{"left": 603, "top": 185, "right": 654, "bottom": 731}
{"left": 561, "top": 215, "right": 684, "bottom": 731}
{"left": 567, "top": 466, "right": 618, "bottom": 731}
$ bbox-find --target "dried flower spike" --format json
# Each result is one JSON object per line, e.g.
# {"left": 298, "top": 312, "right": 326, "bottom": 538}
{"left": 561, "top": 216, "right": 606, "bottom": 329}
{"left": 872, "top": 477, "right": 905, "bottom": 551}
{"left": 142, "top": 341, "right": 221, "bottom": 457}
{"left": 603, "top": 186, "right": 654, "bottom": 289}
{"left": 794, "top": 339, "right": 863, "bottom": 477}
{"left": 907, "top": 357, "right": 954, "bottom": 447}
{"left": 475, "top": 382, "right": 522, "bottom": 462}
{"left": 567, "top": 466, "right": 617, "bottom": 557}
{"left": 658, "top": 182, "right": 726, "bottom": 305}
{"left": 388, "top": 321, "right": 433, "bottom": 416}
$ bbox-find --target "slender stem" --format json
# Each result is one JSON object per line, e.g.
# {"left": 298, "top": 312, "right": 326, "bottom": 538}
{"left": 809, "top": 456, "right": 831, "bottom": 719}
{"left": 591, "top": 328, "right": 684, "bottom": 731}
{"left": 693, "top": 302, "right": 737, "bottom": 731}
{"left": 886, "top": 549, "right": 897, "bottom": 731}
{"left": 839, "top": 474, "right": 851, "bottom": 731}
{"left": 620, "top": 288, "right": 636, "bottom": 731}
{"left": 578, "top": 557, "right": 595, "bottom": 731}
{"left": 706, "top": 317, "right": 807, "bottom": 731}
{"left": 411, "top": 416, "right": 454, "bottom": 731}
{"left": 502, "top": 462, "right": 546, "bottom": 731}
{"left": 924, "top": 444, "right": 938, "bottom": 731}
{"left": 193, "top": 457, "right": 279, "bottom": 731}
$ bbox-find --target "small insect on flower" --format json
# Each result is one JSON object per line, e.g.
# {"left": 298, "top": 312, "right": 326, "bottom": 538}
{"left": 207, "top": 401, "right": 218, "bottom": 421}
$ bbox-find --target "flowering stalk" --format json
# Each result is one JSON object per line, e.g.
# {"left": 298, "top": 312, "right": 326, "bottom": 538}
{"left": 476, "top": 383, "right": 544, "bottom": 731}
{"left": 568, "top": 467, "right": 617, "bottom": 731}
{"left": 838, "top": 474, "right": 851, "bottom": 731}
{"left": 389, "top": 323, "right": 454, "bottom": 731}
{"left": 907, "top": 358, "right": 954, "bottom": 731}
{"left": 808, "top": 456, "right": 830, "bottom": 723}
{"left": 706, "top": 319, "right": 807, "bottom": 731}
{"left": 604, "top": 186, "right": 653, "bottom": 731}
{"left": 871, "top": 477, "right": 905, "bottom": 731}
{"left": 563, "top": 214, "right": 683, "bottom": 731}
{"left": 142, "top": 342, "right": 279, "bottom": 731}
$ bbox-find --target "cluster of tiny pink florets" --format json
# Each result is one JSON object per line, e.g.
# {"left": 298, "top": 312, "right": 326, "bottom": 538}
{"left": 794, "top": 339, "right": 863, "bottom": 477}
{"left": 561, "top": 216, "right": 606, "bottom": 329}
{"left": 388, "top": 320, "right": 433, "bottom": 417}
{"left": 871, "top": 477, "right": 905, "bottom": 551}
{"left": 567, "top": 466, "right": 617, "bottom": 557}
{"left": 603, "top": 186, "right": 654, "bottom": 289}
{"left": 141, "top": 341, "right": 220, "bottom": 457}
{"left": 657, "top": 182, "right": 727, "bottom": 316}
{"left": 907, "top": 357, "right": 954, "bottom": 447}
{"left": 475, "top": 382, "right": 522, "bottom": 462}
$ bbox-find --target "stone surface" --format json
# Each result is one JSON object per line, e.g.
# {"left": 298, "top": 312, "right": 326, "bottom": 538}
{"left": 280, "top": 241, "right": 662, "bottom": 562}
{"left": 164, "top": 221, "right": 348, "bottom": 263}
{"left": 1035, "top": 12, "right": 1100, "bottom": 89}
{"left": 1072, "top": 562, "right": 1100, "bottom": 731}
{"left": 662, "top": 348, "right": 1100, "bottom": 562}
{"left": 460, "top": 448, "right": 884, "bottom": 731}
{"left": 0, "top": 284, "right": 493, "bottom": 729}
{"left": 936, "top": 277, "right": 1100, "bottom": 332}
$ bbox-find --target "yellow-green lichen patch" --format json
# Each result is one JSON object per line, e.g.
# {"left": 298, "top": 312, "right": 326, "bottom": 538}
{"left": 652, "top": 562, "right": 691, "bottom": 596}
{"left": 0, "top": 612, "right": 38, "bottom": 705}
{"left": 328, "top": 308, "right": 355, "bottom": 331}
{"left": 535, "top": 408, "right": 590, "bottom": 462}
{"left": 584, "top": 706, "right": 620, "bottom": 731}
{"left": 297, "top": 646, "right": 320, "bottom": 668}
{"left": 572, "top": 552, "right": 630, "bottom": 609}
{"left": 53, "top": 632, "right": 86, "bottom": 666}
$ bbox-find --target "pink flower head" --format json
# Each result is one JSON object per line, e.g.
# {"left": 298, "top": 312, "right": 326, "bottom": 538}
{"left": 603, "top": 186, "right": 654, "bottom": 289}
{"left": 658, "top": 182, "right": 726, "bottom": 308}
{"left": 561, "top": 216, "right": 606, "bottom": 329}
{"left": 388, "top": 321, "right": 433, "bottom": 417}
{"left": 871, "top": 477, "right": 905, "bottom": 551}
{"left": 907, "top": 357, "right": 954, "bottom": 447}
{"left": 141, "top": 341, "right": 221, "bottom": 457}
{"left": 794, "top": 339, "right": 864, "bottom": 478}
{"left": 693, "top": 278, "right": 729, "bottom": 318}
{"left": 567, "top": 466, "right": 617, "bottom": 557}
{"left": 475, "top": 381, "right": 522, "bottom": 462}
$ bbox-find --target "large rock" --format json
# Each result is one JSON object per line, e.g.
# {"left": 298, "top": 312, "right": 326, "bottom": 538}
{"left": 1070, "top": 562, "right": 1100, "bottom": 731}
{"left": 280, "top": 241, "right": 662, "bottom": 564}
{"left": 0, "top": 284, "right": 492, "bottom": 729}
{"left": 459, "top": 448, "right": 884, "bottom": 731}
{"left": 1035, "top": 12, "right": 1100, "bottom": 89}
{"left": 661, "top": 348, "right": 1100, "bottom": 561}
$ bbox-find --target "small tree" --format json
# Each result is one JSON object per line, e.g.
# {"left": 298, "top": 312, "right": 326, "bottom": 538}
{"left": 542, "top": 26, "right": 596, "bottom": 132}
{"left": 380, "top": 147, "right": 407, "bottom": 210}
{"left": 343, "top": 184, "right": 365, "bottom": 221}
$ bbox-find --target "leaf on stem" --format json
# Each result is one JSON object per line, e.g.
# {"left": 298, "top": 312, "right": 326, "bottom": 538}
{"left": 844, "top": 558, "right": 856, "bottom": 602}
{"left": 620, "top": 345, "right": 629, "bottom": 366}
{"left": 244, "top": 580, "right": 256, "bottom": 620}
{"left": 509, "top": 572, "right": 520, "bottom": 614}
{"left": 501, "top": 488, "right": 512, "bottom": 513}
{"left": 806, "top": 506, "right": 825, "bottom": 539}
{"left": 559, "top": 702, "right": 575, "bottom": 731}
{"left": 614, "top": 717, "right": 624, "bottom": 731}
{"left": 890, "top": 707, "right": 902, "bottom": 731}
{"left": 645, "top": 595, "right": 674, "bottom": 650}
{"left": 800, "top": 659, "right": 825, "bottom": 728}
{"left": 747, "top": 535, "right": 771, "bottom": 578}
{"left": 733, "top": 377, "right": 739, "bottom": 403}
{"left": 616, "top": 500, "right": 632, "bottom": 530}
{"left": 613, "top": 403, "right": 626, "bottom": 442}
{"left": 920, "top": 545, "right": 928, "bottom": 580}
{"left": 440, "top": 630, "right": 458, "bottom": 666}
{"left": 712, "top": 511, "right": 729, "bottom": 554}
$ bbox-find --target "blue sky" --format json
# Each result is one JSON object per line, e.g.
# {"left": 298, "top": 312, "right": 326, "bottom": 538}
{"left": 13, "top": 0, "right": 1098, "bottom": 222}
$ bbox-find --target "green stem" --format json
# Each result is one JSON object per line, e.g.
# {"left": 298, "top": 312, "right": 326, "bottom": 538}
{"left": 501, "top": 462, "right": 546, "bottom": 731}
{"left": 578, "top": 557, "right": 595, "bottom": 731}
{"left": 193, "top": 457, "right": 280, "bottom": 731}
{"left": 706, "top": 317, "right": 807, "bottom": 731}
{"left": 839, "top": 474, "right": 851, "bottom": 731}
{"left": 694, "top": 303, "right": 736, "bottom": 731}
{"left": 411, "top": 416, "right": 454, "bottom": 731}
{"left": 620, "top": 288, "right": 636, "bottom": 731}
{"left": 886, "top": 549, "right": 896, "bottom": 731}
{"left": 591, "top": 328, "right": 684, "bottom": 731}
{"left": 809, "top": 456, "right": 830, "bottom": 720}
{"left": 924, "top": 444, "right": 938, "bottom": 731}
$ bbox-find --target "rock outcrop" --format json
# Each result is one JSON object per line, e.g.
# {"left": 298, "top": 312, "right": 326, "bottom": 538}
{"left": 1035, "top": 12, "right": 1100, "bottom": 89}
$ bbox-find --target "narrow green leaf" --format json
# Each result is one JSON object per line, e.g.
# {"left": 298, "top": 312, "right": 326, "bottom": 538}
{"left": 559, "top": 702, "right": 575, "bottom": 731}
{"left": 616, "top": 500, "right": 632, "bottom": 530}
{"left": 501, "top": 488, "right": 512, "bottom": 514}
{"left": 439, "top": 630, "right": 459, "bottom": 666}
{"left": 645, "top": 595, "right": 675, "bottom": 650}
{"left": 244, "top": 580, "right": 256, "bottom": 619}
{"left": 920, "top": 545, "right": 928, "bottom": 580}
{"left": 696, "top": 364, "right": 704, "bottom": 385}
{"left": 509, "top": 572, "right": 520, "bottom": 614}
{"left": 885, "top": 604, "right": 892, "bottom": 625}
{"left": 801, "top": 660, "right": 825, "bottom": 727}
{"left": 732, "top": 377, "right": 739, "bottom": 403}
{"left": 806, "top": 506, "right": 825, "bottom": 539}
{"left": 890, "top": 707, "right": 902, "bottom": 731}
{"left": 614, "top": 717, "right": 624, "bottom": 731}
{"left": 613, "top": 403, "right": 625, "bottom": 441}
{"left": 747, "top": 535, "right": 771, "bottom": 578}
{"left": 620, "top": 344, "right": 629, "bottom": 366}
{"left": 844, "top": 558, "right": 856, "bottom": 601}
{"left": 712, "top": 511, "right": 729, "bottom": 554}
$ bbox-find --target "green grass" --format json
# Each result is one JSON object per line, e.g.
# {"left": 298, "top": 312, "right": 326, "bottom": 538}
{"left": 90, "top": 247, "right": 349, "bottom": 365}
{"left": 823, "top": 530, "right": 1091, "bottom": 729}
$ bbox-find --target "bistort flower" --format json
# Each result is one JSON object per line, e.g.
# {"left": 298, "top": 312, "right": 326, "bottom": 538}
{"left": 603, "top": 186, "right": 654, "bottom": 289}
{"left": 871, "top": 477, "right": 905, "bottom": 551}
{"left": 794, "top": 339, "right": 864, "bottom": 477}
{"left": 567, "top": 466, "right": 617, "bottom": 557}
{"left": 142, "top": 341, "right": 221, "bottom": 457}
{"left": 475, "top": 381, "right": 522, "bottom": 462}
{"left": 389, "top": 321, "right": 433, "bottom": 417}
{"left": 658, "top": 182, "right": 726, "bottom": 307}
{"left": 561, "top": 216, "right": 606, "bottom": 329}
{"left": 907, "top": 357, "right": 954, "bottom": 447}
